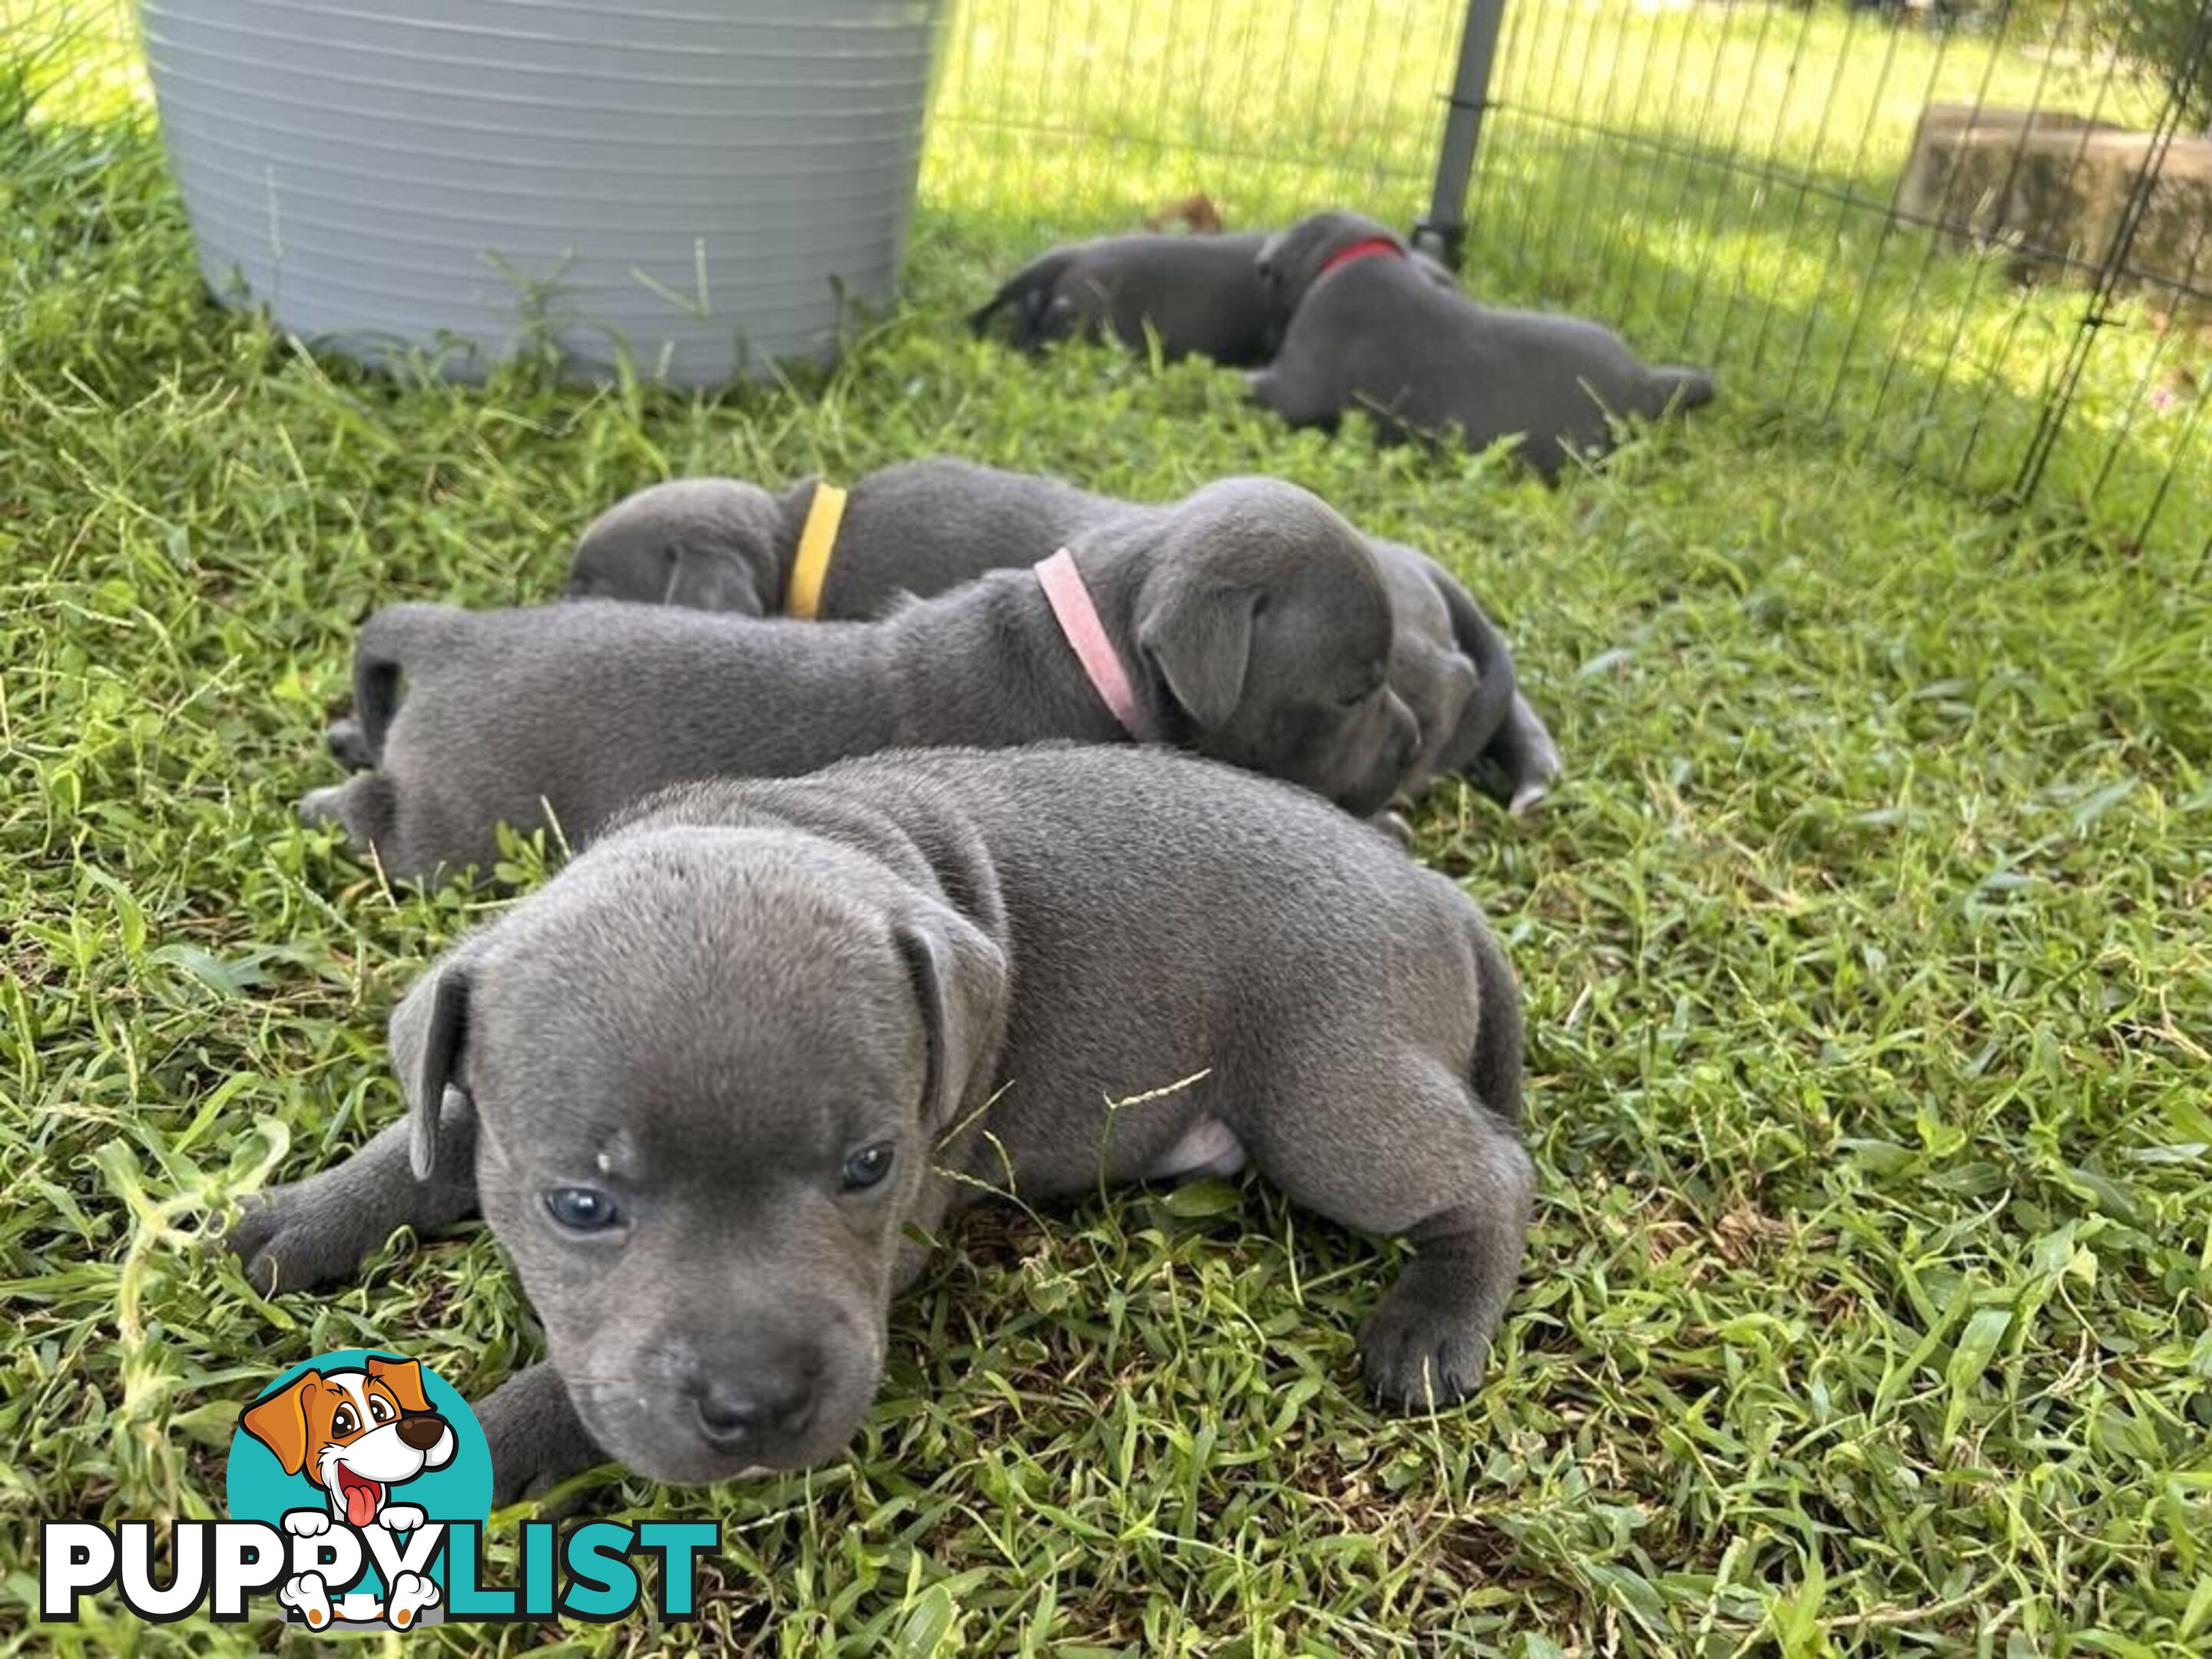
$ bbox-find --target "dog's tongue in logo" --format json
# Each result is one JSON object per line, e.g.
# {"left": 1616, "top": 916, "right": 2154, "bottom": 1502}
{"left": 336, "top": 1468, "right": 382, "bottom": 1528}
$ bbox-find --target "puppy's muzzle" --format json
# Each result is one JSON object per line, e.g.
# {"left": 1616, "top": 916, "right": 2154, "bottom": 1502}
{"left": 396, "top": 1412, "right": 449, "bottom": 1452}
{"left": 682, "top": 1349, "right": 818, "bottom": 1454}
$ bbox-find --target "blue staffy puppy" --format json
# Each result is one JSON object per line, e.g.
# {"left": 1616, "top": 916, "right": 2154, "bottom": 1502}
{"left": 1250, "top": 209, "right": 1716, "bottom": 479}
{"left": 305, "top": 478, "right": 1422, "bottom": 882}
{"left": 565, "top": 458, "right": 1561, "bottom": 811}
{"left": 234, "top": 743, "right": 1532, "bottom": 1500}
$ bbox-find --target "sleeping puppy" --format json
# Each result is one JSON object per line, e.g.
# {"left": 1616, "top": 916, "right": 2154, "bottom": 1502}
{"left": 303, "top": 478, "right": 1420, "bottom": 882}
{"left": 567, "top": 462, "right": 1114, "bottom": 622}
{"left": 969, "top": 233, "right": 1279, "bottom": 365}
{"left": 1250, "top": 209, "right": 1717, "bottom": 479}
{"left": 566, "top": 458, "right": 1560, "bottom": 810}
{"left": 968, "top": 230, "right": 1459, "bottom": 368}
{"left": 233, "top": 743, "right": 1533, "bottom": 1501}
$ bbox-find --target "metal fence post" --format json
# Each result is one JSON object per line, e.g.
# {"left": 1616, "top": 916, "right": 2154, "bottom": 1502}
{"left": 1414, "top": 0, "right": 1511, "bottom": 267}
{"left": 2012, "top": 0, "right": 2212, "bottom": 512}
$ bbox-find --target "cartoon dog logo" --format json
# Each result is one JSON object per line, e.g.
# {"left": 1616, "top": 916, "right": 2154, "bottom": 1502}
{"left": 237, "top": 1355, "right": 455, "bottom": 1629}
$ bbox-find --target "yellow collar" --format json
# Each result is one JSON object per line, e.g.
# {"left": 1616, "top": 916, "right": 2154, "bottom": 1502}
{"left": 785, "top": 482, "right": 848, "bottom": 620}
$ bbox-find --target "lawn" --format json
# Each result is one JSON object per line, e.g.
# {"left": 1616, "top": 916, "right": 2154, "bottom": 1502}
{"left": 5, "top": 3, "right": 2211, "bottom": 1656}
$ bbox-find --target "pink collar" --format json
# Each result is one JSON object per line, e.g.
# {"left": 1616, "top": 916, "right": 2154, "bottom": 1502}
{"left": 1033, "top": 549, "right": 1154, "bottom": 742}
{"left": 1317, "top": 236, "right": 1406, "bottom": 279}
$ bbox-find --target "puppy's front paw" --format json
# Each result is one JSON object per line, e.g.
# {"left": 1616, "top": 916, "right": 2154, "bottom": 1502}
{"left": 378, "top": 1505, "right": 426, "bottom": 1533}
{"left": 325, "top": 717, "right": 373, "bottom": 771}
{"left": 1358, "top": 1267, "right": 1493, "bottom": 1412}
{"left": 228, "top": 1184, "right": 389, "bottom": 1296}
{"left": 281, "top": 1508, "right": 331, "bottom": 1538}
{"left": 296, "top": 783, "right": 351, "bottom": 828}
{"left": 479, "top": 1366, "right": 608, "bottom": 1512}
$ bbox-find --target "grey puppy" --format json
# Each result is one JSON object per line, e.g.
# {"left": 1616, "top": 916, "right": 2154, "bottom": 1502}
{"left": 306, "top": 478, "right": 1420, "bottom": 881}
{"left": 969, "top": 232, "right": 1279, "bottom": 365}
{"left": 967, "top": 230, "right": 1457, "bottom": 368}
{"left": 568, "top": 458, "right": 1560, "bottom": 810}
{"left": 232, "top": 743, "right": 1533, "bottom": 1500}
{"left": 1250, "top": 209, "right": 1717, "bottom": 479}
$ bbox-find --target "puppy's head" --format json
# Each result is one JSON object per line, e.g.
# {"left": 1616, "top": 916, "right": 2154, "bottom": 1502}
{"left": 1131, "top": 478, "right": 1418, "bottom": 816}
{"left": 392, "top": 829, "right": 1006, "bottom": 1485}
{"left": 566, "top": 478, "right": 790, "bottom": 614}
{"left": 1255, "top": 209, "right": 1404, "bottom": 318}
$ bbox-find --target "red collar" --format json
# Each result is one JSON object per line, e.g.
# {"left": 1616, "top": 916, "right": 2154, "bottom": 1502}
{"left": 1316, "top": 237, "right": 1406, "bottom": 278}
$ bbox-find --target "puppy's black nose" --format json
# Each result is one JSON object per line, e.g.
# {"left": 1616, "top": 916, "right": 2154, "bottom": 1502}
{"left": 688, "top": 1369, "right": 815, "bottom": 1448}
{"left": 396, "top": 1413, "right": 448, "bottom": 1451}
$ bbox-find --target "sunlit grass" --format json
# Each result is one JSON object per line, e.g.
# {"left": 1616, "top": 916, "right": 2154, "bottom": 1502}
{"left": 5, "top": 2, "right": 2210, "bottom": 1654}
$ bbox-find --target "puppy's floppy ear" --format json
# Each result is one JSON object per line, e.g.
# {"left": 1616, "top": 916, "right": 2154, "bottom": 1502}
{"left": 1254, "top": 227, "right": 1287, "bottom": 286}
{"left": 389, "top": 948, "right": 478, "bottom": 1183}
{"left": 240, "top": 1373, "right": 323, "bottom": 1477}
{"left": 663, "top": 546, "right": 766, "bottom": 615}
{"left": 1138, "top": 582, "right": 1260, "bottom": 730}
{"left": 894, "top": 905, "right": 1008, "bottom": 1131}
{"left": 365, "top": 1355, "right": 432, "bottom": 1416}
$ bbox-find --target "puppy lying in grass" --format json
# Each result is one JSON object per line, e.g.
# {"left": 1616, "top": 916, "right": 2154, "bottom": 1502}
{"left": 1250, "top": 209, "right": 1716, "bottom": 479}
{"left": 237, "top": 745, "right": 1533, "bottom": 1502}
{"left": 567, "top": 457, "right": 1561, "bottom": 811}
{"left": 306, "top": 478, "right": 1423, "bottom": 882}
{"left": 969, "top": 227, "right": 1455, "bottom": 367}
{"left": 969, "top": 231, "right": 1282, "bottom": 366}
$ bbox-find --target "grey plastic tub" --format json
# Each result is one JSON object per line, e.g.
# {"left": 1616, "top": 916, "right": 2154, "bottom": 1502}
{"left": 137, "top": 0, "right": 946, "bottom": 384}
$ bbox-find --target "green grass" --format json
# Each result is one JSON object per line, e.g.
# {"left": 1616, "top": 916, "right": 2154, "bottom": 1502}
{"left": 5, "top": 2, "right": 2212, "bottom": 1655}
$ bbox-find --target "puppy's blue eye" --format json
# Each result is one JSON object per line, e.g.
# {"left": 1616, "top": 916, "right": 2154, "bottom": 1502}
{"left": 841, "top": 1143, "right": 894, "bottom": 1191}
{"left": 544, "top": 1186, "right": 621, "bottom": 1232}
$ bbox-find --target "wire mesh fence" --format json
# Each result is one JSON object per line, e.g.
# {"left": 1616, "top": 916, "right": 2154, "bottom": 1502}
{"left": 921, "top": 2, "right": 1473, "bottom": 239}
{"left": 929, "top": 2, "right": 2212, "bottom": 561}
{"left": 1449, "top": 0, "right": 2212, "bottom": 559}
{"left": 11, "top": 0, "right": 2207, "bottom": 559}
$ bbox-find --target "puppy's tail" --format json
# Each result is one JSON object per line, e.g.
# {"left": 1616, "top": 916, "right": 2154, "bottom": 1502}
{"left": 968, "top": 250, "right": 1073, "bottom": 352}
{"left": 1651, "top": 364, "right": 1717, "bottom": 413}
{"left": 349, "top": 602, "right": 452, "bottom": 763}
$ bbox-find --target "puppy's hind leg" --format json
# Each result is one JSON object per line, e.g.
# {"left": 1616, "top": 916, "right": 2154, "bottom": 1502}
{"left": 1352, "top": 1116, "right": 1534, "bottom": 1411}
{"left": 1651, "top": 365, "right": 1717, "bottom": 413}
{"left": 1246, "top": 361, "right": 1344, "bottom": 433}
{"left": 228, "top": 1100, "right": 481, "bottom": 1295}
{"left": 1243, "top": 1017, "right": 1531, "bottom": 1409}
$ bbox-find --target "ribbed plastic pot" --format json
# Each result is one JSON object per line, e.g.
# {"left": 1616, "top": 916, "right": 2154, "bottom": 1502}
{"left": 137, "top": 0, "right": 946, "bottom": 385}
